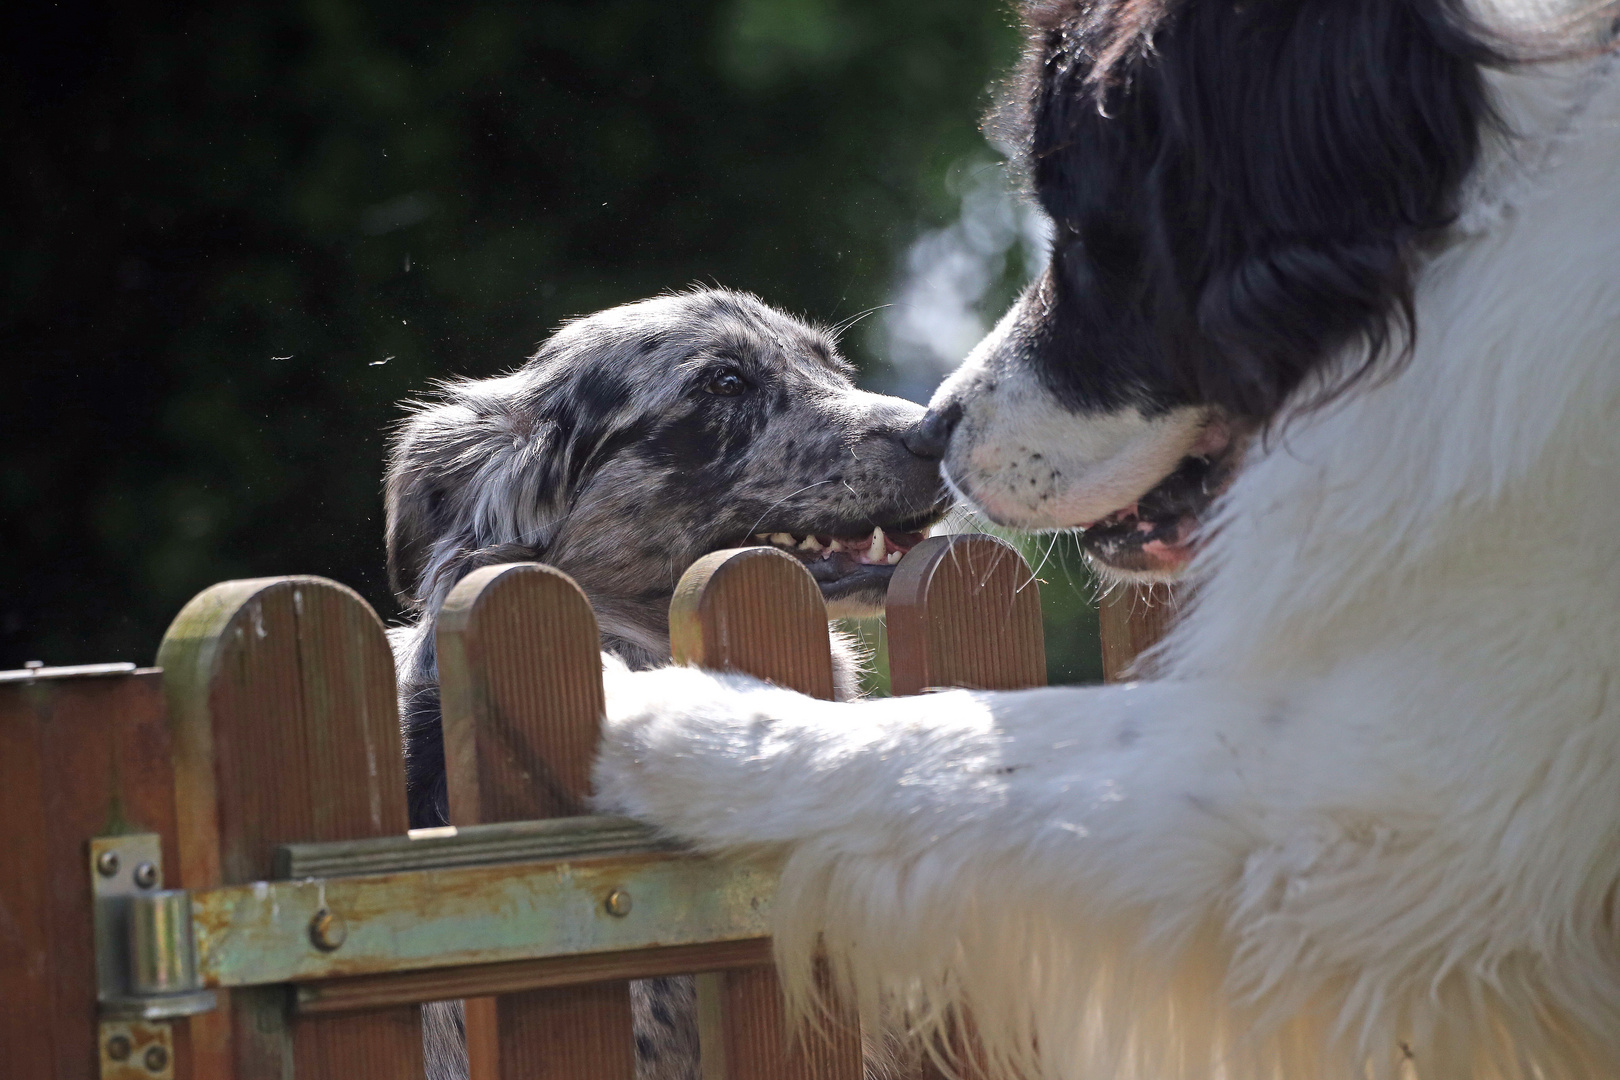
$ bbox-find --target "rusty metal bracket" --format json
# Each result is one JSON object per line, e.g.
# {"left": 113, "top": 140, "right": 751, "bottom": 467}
{"left": 190, "top": 847, "right": 775, "bottom": 988}
{"left": 95, "top": 817, "right": 776, "bottom": 1014}
{"left": 97, "top": 1018, "right": 175, "bottom": 1080}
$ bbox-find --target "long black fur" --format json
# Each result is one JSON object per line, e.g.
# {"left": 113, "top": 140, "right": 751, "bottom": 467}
{"left": 1003, "top": 0, "right": 1497, "bottom": 422}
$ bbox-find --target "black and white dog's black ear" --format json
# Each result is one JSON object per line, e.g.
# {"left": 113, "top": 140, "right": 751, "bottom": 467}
{"left": 1173, "top": 0, "right": 1493, "bottom": 414}
{"left": 384, "top": 379, "right": 561, "bottom": 611}
{"left": 1023, "top": 0, "right": 1496, "bottom": 419}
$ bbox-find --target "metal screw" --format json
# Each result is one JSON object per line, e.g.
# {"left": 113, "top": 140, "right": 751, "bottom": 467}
{"left": 105, "top": 1034, "right": 132, "bottom": 1061}
{"left": 24, "top": 660, "right": 44, "bottom": 670}
{"left": 604, "top": 889, "right": 633, "bottom": 917}
{"left": 132, "top": 862, "right": 159, "bottom": 889}
{"left": 96, "top": 850, "right": 121, "bottom": 877}
{"left": 143, "top": 1044, "right": 169, "bottom": 1072}
{"left": 309, "top": 907, "right": 347, "bottom": 951}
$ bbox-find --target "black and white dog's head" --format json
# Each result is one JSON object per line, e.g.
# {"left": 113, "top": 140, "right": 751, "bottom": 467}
{"left": 912, "top": 0, "right": 1504, "bottom": 579}
{"left": 387, "top": 288, "right": 946, "bottom": 660}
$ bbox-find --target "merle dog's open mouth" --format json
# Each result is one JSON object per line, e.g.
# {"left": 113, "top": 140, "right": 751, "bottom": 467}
{"left": 1078, "top": 422, "right": 1244, "bottom": 577}
{"left": 744, "top": 508, "right": 944, "bottom": 610}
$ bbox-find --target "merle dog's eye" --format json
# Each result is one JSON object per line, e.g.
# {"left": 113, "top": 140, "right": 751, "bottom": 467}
{"left": 703, "top": 368, "right": 747, "bottom": 397}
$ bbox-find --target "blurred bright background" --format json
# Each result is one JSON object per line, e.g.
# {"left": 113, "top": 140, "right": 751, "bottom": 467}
{"left": 1, "top": 0, "right": 1104, "bottom": 683}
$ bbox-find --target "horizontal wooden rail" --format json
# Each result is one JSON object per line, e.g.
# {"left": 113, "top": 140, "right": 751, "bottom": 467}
{"left": 294, "top": 939, "right": 776, "bottom": 1015}
{"left": 276, "top": 815, "right": 678, "bottom": 878}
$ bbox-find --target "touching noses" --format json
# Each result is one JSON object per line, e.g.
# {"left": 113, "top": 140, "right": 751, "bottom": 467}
{"left": 901, "top": 401, "right": 962, "bottom": 461}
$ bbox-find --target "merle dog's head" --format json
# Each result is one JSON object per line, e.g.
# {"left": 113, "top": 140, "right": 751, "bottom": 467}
{"left": 910, "top": 0, "right": 1504, "bottom": 579}
{"left": 387, "top": 289, "right": 945, "bottom": 656}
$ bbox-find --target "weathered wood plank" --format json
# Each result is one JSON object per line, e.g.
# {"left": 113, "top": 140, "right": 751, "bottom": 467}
{"left": 158, "top": 576, "right": 422, "bottom": 1079}
{"left": 671, "top": 547, "right": 861, "bottom": 1080}
{"left": 1098, "top": 582, "right": 1179, "bottom": 682}
{"left": 886, "top": 535, "right": 1046, "bottom": 1080}
{"left": 671, "top": 547, "right": 836, "bottom": 702}
{"left": 0, "top": 667, "right": 199, "bottom": 1080}
{"left": 438, "top": 562, "right": 637, "bottom": 1080}
{"left": 887, "top": 534, "right": 1046, "bottom": 696}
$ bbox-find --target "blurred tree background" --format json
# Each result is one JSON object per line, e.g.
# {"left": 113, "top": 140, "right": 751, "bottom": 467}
{"left": 1, "top": 0, "right": 1103, "bottom": 683}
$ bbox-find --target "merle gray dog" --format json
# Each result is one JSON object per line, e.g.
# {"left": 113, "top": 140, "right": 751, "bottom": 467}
{"left": 384, "top": 288, "right": 946, "bottom": 1080}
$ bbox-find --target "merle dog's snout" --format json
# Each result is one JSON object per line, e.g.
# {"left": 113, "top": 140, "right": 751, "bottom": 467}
{"left": 903, "top": 401, "right": 962, "bottom": 461}
{"left": 852, "top": 400, "right": 948, "bottom": 507}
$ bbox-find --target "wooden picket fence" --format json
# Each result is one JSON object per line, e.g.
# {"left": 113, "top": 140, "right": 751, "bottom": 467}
{"left": 0, "top": 535, "right": 1174, "bottom": 1080}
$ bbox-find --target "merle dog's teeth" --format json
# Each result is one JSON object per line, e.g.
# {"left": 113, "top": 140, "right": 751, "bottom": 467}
{"left": 770, "top": 532, "right": 795, "bottom": 547}
{"left": 828, "top": 539, "right": 845, "bottom": 552}
{"left": 755, "top": 533, "right": 770, "bottom": 541}
{"left": 886, "top": 550, "right": 902, "bottom": 565}
{"left": 870, "top": 525, "right": 885, "bottom": 553}
{"left": 798, "top": 536, "right": 822, "bottom": 552}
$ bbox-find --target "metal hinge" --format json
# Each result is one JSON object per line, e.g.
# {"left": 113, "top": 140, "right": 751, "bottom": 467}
{"left": 90, "top": 834, "right": 218, "bottom": 1021}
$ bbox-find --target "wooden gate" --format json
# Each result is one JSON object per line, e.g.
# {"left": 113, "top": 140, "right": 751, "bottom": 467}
{"left": 0, "top": 535, "right": 1172, "bottom": 1080}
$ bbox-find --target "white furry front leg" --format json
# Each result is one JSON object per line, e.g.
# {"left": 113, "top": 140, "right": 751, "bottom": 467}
{"left": 595, "top": 663, "right": 971, "bottom": 850}
{"left": 595, "top": 657, "right": 1620, "bottom": 1077}
{"left": 595, "top": 667, "right": 1299, "bottom": 1078}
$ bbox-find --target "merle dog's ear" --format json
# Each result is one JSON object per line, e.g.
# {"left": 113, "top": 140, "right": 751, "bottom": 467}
{"left": 384, "top": 380, "right": 561, "bottom": 610}
{"left": 383, "top": 407, "right": 460, "bottom": 607}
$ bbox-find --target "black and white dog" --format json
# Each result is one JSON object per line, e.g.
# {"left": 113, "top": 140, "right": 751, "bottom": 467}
{"left": 384, "top": 288, "right": 944, "bottom": 1080}
{"left": 597, "top": 2, "right": 1620, "bottom": 1078}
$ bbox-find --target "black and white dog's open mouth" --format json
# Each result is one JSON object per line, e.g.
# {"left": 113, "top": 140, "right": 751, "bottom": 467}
{"left": 747, "top": 509, "right": 943, "bottom": 608}
{"left": 1077, "top": 421, "right": 1244, "bottom": 578}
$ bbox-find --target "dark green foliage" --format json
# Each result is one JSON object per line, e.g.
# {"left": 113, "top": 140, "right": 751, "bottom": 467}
{"left": 2, "top": 0, "right": 1101, "bottom": 682}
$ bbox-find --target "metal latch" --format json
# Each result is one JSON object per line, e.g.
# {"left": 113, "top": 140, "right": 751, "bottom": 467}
{"left": 90, "top": 834, "right": 217, "bottom": 1020}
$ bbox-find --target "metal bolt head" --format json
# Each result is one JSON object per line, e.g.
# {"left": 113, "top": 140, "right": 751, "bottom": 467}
{"left": 105, "top": 1033, "right": 133, "bottom": 1061}
{"left": 96, "top": 850, "right": 121, "bottom": 877}
{"left": 132, "top": 861, "right": 159, "bottom": 889}
{"left": 309, "top": 907, "right": 347, "bottom": 951}
{"left": 604, "top": 889, "right": 632, "bottom": 917}
{"left": 143, "top": 1043, "right": 170, "bottom": 1072}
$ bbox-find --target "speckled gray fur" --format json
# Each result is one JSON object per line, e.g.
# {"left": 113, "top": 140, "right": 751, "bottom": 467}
{"left": 383, "top": 289, "right": 944, "bottom": 1080}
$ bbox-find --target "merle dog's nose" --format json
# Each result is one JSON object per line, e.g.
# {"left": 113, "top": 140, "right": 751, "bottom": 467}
{"left": 902, "top": 401, "right": 961, "bottom": 461}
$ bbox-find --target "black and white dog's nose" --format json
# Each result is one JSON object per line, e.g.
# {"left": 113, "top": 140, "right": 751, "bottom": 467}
{"left": 902, "top": 401, "right": 962, "bottom": 461}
